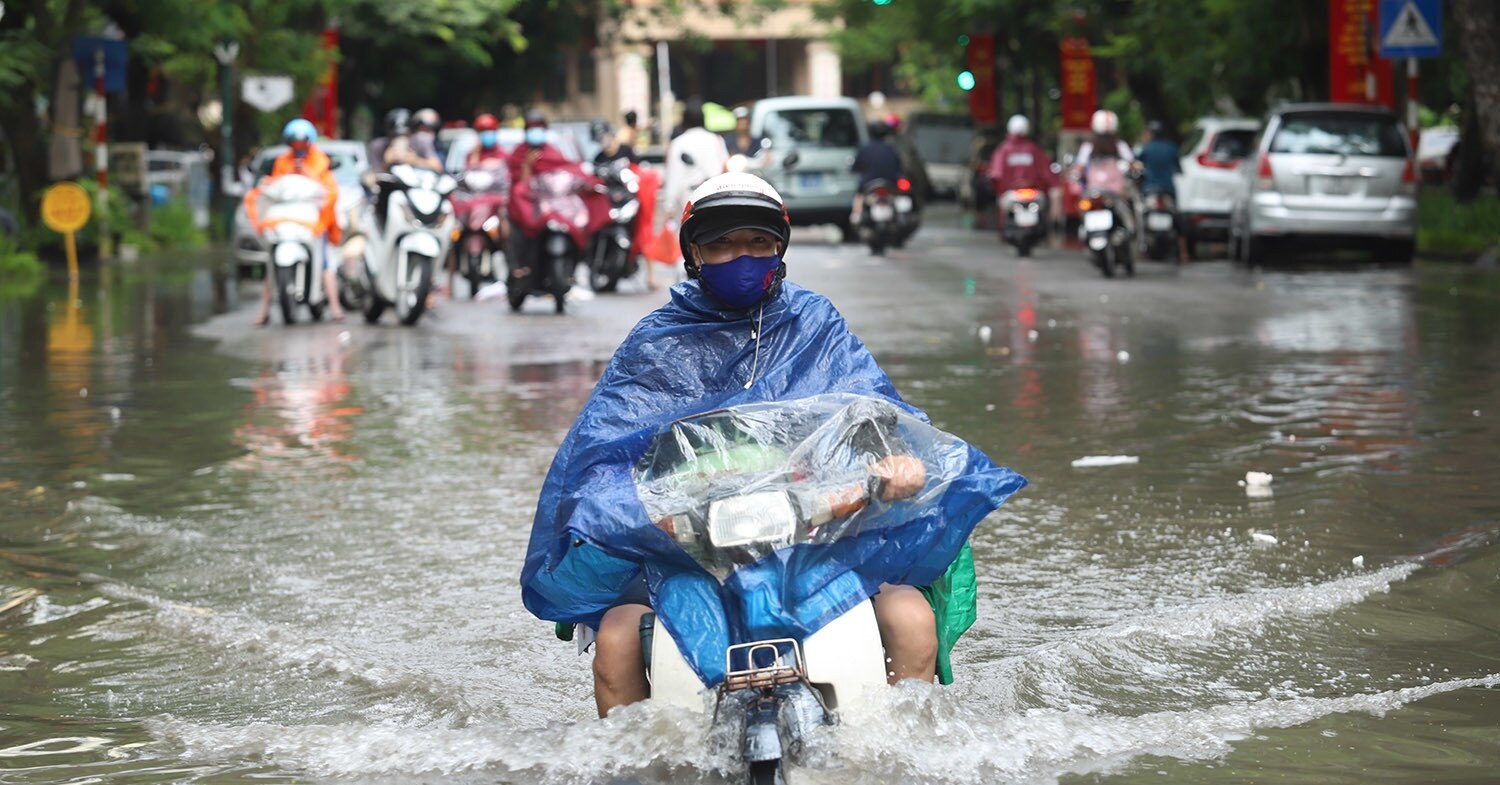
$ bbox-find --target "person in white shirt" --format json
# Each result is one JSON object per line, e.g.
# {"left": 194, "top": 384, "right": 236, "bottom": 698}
{"left": 656, "top": 98, "right": 730, "bottom": 290}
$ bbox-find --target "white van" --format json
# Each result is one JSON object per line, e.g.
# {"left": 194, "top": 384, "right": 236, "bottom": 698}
{"left": 748, "top": 96, "right": 868, "bottom": 239}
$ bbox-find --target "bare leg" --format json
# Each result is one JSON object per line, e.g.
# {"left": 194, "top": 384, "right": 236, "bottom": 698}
{"left": 322, "top": 267, "right": 344, "bottom": 320}
{"left": 593, "top": 603, "right": 652, "bottom": 717}
{"left": 872, "top": 584, "right": 937, "bottom": 684}
{"left": 254, "top": 273, "right": 272, "bottom": 325}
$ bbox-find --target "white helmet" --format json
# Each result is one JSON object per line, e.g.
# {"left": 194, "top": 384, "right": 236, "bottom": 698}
{"left": 1090, "top": 109, "right": 1119, "bottom": 135}
{"left": 1006, "top": 114, "right": 1031, "bottom": 136}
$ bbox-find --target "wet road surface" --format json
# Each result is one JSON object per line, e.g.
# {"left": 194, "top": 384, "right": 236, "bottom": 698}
{"left": 2, "top": 212, "right": 1498, "bottom": 784}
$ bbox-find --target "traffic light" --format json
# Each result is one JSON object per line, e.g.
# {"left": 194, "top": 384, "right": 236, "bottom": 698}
{"left": 872, "top": 0, "right": 893, "bottom": 5}
{"left": 957, "top": 70, "right": 976, "bottom": 91}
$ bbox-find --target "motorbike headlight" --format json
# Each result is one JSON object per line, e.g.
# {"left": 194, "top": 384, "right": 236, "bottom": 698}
{"left": 407, "top": 189, "right": 441, "bottom": 217}
{"left": 546, "top": 219, "right": 569, "bottom": 233}
{"left": 707, "top": 491, "right": 797, "bottom": 548}
{"left": 545, "top": 234, "right": 570, "bottom": 256}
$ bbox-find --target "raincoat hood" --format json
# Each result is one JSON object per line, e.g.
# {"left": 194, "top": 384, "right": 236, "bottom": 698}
{"left": 521, "top": 280, "right": 1026, "bottom": 684}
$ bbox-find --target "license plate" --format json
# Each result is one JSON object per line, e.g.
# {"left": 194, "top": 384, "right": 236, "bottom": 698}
{"left": 895, "top": 196, "right": 913, "bottom": 212}
{"left": 1014, "top": 210, "right": 1039, "bottom": 228}
{"left": 1313, "top": 175, "right": 1350, "bottom": 195}
{"left": 871, "top": 204, "right": 895, "bottom": 222}
{"left": 798, "top": 172, "right": 824, "bottom": 190}
{"left": 1084, "top": 210, "right": 1114, "bottom": 232}
{"left": 1146, "top": 212, "right": 1174, "bottom": 232}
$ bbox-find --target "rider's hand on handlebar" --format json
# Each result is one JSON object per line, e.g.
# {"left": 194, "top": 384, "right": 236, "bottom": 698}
{"left": 869, "top": 455, "right": 926, "bottom": 501}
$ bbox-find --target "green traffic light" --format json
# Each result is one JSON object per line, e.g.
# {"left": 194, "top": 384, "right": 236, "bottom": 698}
{"left": 873, "top": 0, "right": 892, "bottom": 5}
{"left": 958, "top": 34, "right": 970, "bottom": 46}
{"left": 957, "top": 70, "right": 975, "bottom": 91}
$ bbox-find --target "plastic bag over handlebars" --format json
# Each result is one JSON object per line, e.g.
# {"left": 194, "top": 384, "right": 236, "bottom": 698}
{"left": 520, "top": 282, "right": 1027, "bottom": 686}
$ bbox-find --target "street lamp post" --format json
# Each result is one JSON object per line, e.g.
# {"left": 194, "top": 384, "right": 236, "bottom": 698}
{"left": 213, "top": 39, "right": 240, "bottom": 239}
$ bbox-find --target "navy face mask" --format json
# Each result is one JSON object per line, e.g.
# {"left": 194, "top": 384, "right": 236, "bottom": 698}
{"left": 698, "top": 254, "right": 781, "bottom": 308}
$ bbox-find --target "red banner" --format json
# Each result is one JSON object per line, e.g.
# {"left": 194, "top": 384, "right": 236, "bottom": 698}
{"left": 967, "top": 33, "right": 997, "bottom": 126}
{"left": 301, "top": 27, "right": 340, "bottom": 138}
{"left": 1059, "top": 38, "right": 1096, "bottom": 131}
{"left": 1329, "top": 0, "right": 1394, "bottom": 107}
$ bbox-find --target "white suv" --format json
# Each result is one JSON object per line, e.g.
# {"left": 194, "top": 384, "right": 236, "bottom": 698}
{"left": 1175, "top": 117, "right": 1260, "bottom": 253}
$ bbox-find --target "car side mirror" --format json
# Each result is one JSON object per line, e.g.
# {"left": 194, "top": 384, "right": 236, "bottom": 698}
{"left": 782, "top": 150, "right": 800, "bottom": 169}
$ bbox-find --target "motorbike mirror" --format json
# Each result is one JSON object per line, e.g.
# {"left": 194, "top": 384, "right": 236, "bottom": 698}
{"left": 1049, "top": 162, "right": 1063, "bottom": 174}
{"left": 782, "top": 150, "right": 800, "bottom": 169}
{"left": 680, "top": 152, "right": 696, "bottom": 167}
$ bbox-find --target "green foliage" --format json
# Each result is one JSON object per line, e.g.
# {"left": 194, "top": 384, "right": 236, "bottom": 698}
{"left": 0, "top": 233, "right": 45, "bottom": 300}
{"left": 148, "top": 200, "right": 207, "bottom": 251}
{"left": 1418, "top": 189, "right": 1500, "bottom": 255}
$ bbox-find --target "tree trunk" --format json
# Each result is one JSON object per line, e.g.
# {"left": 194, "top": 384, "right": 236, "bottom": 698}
{"left": 1452, "top": 0, "right": 1500, "bottom": 193}
{"left": 1451, "top": 87, "right": 1485, "bottom": 202}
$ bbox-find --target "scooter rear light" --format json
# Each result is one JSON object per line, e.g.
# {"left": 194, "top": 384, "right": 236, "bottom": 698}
{"left": 1013, "top": 188, "right": 1039, "bottom": 201}
{"left": 1078, "top": 198, "right": 1093, "bottom": 211}
{"left": 873, "top": 187, "right": 892, "bottom": 197}
{"left": 1255, "top": 153, "right": 1274, "bottom": 191}
{"left": 897, "top": 178, "right": 912, "bottom": 192}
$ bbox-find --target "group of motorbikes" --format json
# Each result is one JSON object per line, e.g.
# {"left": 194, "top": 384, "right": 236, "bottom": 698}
{"left": 253, "top": 155, "right": 647, "bottom": 324}
{"left": 995, "top": 161, "right": 1181, "bottom": 278}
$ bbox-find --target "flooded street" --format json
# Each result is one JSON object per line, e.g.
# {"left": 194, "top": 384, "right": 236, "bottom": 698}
{"left": 2, "top": 220, "right": 1498, "bottom": 784}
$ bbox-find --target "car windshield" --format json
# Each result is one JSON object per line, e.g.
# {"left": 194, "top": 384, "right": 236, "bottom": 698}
{"left": 1270, "top": 113, "right": 1406, "bottom": 157}
{"left": 762, "top": 108, "right": 861, "bottom": 149}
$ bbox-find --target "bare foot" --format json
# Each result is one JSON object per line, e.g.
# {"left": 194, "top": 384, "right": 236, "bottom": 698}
{"left": 252, "top": 313, "right": 270, "bottom": 327}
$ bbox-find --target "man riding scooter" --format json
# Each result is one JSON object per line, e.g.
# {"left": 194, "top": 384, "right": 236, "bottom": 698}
{"left": 505, "top": 109, "right": 607, "bottom": 311}
{"left": 1134, "top": 120, "right": 1190, "bottom": 263}
{"left": 248, "top": 119, "right": 344, "bottom": 325}
{"left": 988, "top": 114, "right": 1060, "bottom": 256}
{"left": 448, "top": 112, "right": 511, "bottom": 298}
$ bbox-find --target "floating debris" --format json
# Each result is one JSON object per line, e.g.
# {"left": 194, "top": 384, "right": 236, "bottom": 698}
{"left": 1071, "top": 455, "right": 1139, "bottom": 468}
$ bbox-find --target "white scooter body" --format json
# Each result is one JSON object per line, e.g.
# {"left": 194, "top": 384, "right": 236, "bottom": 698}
{"left": 256, "top": 175, "right": 330, "bottom": 322}
{"left": 361, "top": 164, "right": 456, "bottom": 325}
{"left": 647, "top": 598, "right": 888, "bottom": 713}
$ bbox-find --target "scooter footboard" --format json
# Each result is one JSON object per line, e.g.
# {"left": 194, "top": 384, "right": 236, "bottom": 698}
{"left": 647, "top": 599, "right": 886, "bottom": 713}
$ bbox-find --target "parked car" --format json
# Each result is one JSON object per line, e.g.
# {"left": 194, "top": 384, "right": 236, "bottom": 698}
{"left": 1175, "top": 117, "right": 1260, "bottom": 254}
{"left": 231, "top": 140, "right": 370, "bottom": 275}
{"left": 441, "top": 127, "right": 587, "bottom": 174}
{"left": 146, "top": 149, "right": 214, "bottom": 229}
{"left": 747, "top": 96, "right": 868, "bottom": 240}
{"left": 1230, "top": 103, "right": 1416, "bottom": 264}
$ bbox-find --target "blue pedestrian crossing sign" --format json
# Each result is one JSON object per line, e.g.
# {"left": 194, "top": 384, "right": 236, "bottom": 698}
{"left": 1379, "top": 0, "right": 1442, "bottom": 59}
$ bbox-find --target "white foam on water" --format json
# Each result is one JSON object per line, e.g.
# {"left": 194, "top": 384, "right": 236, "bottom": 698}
{"left": 1070, "top": 456, "right": 1140, "bottom": 468}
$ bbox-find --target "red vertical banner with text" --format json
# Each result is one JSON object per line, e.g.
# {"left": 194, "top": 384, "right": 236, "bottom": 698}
{"left": 1059, "top": 38, "right": 1096, "bottom": 131}
{"left": 967, "top": 33, "right": 998, "bottom": 127}
{"left": 1330, "top": 0, "right": 1394, "bottom": 107}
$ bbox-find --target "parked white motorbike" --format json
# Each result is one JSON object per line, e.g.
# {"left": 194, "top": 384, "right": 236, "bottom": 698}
{"left": 354, "top": 163, "right": 457, "bottom": 326}
{"left": 253, "top": 174, "right": 334, "bottom": 324}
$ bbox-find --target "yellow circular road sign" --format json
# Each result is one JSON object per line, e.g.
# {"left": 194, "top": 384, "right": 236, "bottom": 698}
{"left": 41, "top": 182, "right": 93, "bottom": 233}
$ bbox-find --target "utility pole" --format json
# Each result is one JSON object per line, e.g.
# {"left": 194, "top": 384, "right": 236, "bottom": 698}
{"left": 214, "top": 39, "right": 240, "bottom": 239}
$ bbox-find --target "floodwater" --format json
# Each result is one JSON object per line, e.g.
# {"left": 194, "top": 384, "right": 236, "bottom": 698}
{"left": 1, "top": 241, "right": 1497, "bottom": 785}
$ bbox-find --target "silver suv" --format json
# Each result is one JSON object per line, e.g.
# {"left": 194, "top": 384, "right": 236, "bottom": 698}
{"left": 1230, "top": 103, "right": 1416, "bottom": 264}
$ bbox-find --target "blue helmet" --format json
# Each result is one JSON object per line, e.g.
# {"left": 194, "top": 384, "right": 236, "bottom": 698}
{"left": 282, "top": 118, "right": 318, "bottom": 144}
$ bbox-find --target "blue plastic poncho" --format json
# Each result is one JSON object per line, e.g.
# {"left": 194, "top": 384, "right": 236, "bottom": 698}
{"left": 520, "top": 280, "right": 1027, "bottom": 685}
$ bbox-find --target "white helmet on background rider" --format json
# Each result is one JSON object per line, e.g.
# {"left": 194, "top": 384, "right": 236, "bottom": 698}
{"left": 1006, "top": 114, "right": 1031, "bottom": 137}
{"left": 1090, "top": 109, "right": 1119, "bottom": 135}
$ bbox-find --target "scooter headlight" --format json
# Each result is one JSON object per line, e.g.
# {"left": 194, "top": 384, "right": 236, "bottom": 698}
{"left": 707, "top": 491, "right": 797, "bottom": 548}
